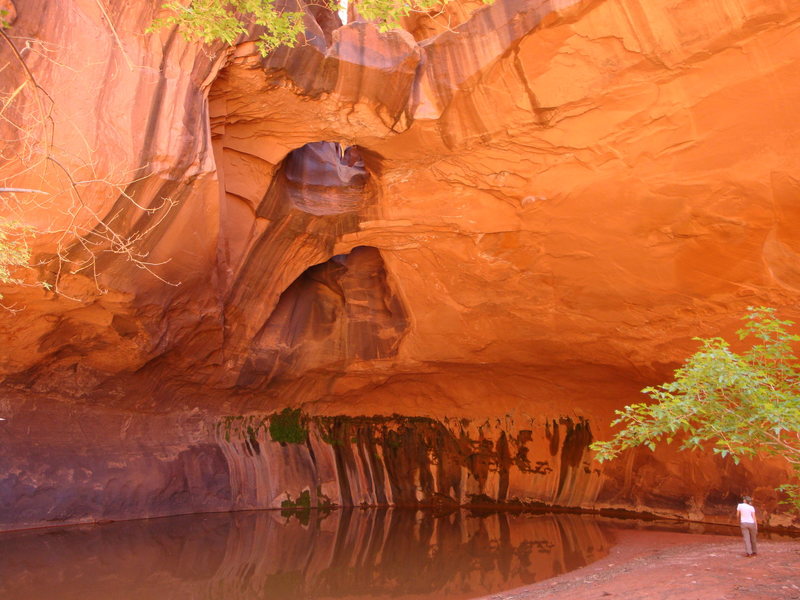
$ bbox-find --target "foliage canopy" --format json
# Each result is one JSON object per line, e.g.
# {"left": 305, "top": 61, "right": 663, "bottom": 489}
{"left": 149, "top": 0, "right": 491, "bottom": 55}
{"left": 150, "top": 0, "right": 307, "bottom": 54}
{"left": 591, "top": 307, "right": 800, "bottom": 511}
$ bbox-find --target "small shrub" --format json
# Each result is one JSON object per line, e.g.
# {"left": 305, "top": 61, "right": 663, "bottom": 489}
{"left": 281, "top": 489, "right": 311, "bottom": 510}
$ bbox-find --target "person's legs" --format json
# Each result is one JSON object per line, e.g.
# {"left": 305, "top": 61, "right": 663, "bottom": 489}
{"left": 741, "top": 524, "right": 752, "bottom": 554}
{"left": 748, "top": 523, "right": 758, "bottom": 555}
{"left": 741, "top": 523, "right": 757, "bottom": 555}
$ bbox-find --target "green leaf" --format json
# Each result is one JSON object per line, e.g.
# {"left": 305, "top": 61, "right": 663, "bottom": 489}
{"left": 149, "top": 0, "right": 481, "bottom": 52}
{"left": 592, "top": 306, "right": 800, "bottom": 513}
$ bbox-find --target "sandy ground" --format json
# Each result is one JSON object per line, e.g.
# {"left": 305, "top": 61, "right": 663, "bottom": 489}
{"left": 475, "top": 528, "right": 800, "bottom": 600}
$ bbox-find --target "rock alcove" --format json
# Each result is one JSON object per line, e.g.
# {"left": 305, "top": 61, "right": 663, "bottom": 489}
{"left": 0, "top": 0, "right": 798, "bottom": 530}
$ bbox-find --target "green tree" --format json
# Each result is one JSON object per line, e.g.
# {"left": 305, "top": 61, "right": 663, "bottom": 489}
{"left": 149, "top": 0, "right": 491, "bottom": 55}
{"left": 149, "top": 0, "right": 308, "bottom": 54}
{"left": 591, "top": 307, "right": 800, "bottom": 511}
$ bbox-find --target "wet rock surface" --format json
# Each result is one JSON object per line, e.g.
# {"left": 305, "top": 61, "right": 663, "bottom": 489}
{"left": 0, "top": 395, "right": 784, "bottom": 531}
{"left": 1, "top": 399, "right": 600, "bottom": 529}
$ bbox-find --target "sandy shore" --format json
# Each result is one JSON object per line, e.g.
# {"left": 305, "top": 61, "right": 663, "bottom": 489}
{"left": 474, "top": 527, "right": 800, "bottom": 600}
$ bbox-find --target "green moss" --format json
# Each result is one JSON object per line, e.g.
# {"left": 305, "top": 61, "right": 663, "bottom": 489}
{"left": 269, "top": 408, "right": 307, "bottom": 444}
{"left": 218, "top": 416, "right": 244, "bottom": 442}
{"left": 384, "top": 435, "right": 402, "bottom": 449}
{"left": 467, "top": 493, "right": 497, "bottom": 505}
{"left": 281, "top": 489, "right": 311, "bottom": 510}
{"left": 318, "top": 426, "right": 344, "bottom": 446}
{"left": 218, "top": 415, "right": 268, "bottom": 451}
{"left": 281, "top": 490, "right": 313, "bottom": 525}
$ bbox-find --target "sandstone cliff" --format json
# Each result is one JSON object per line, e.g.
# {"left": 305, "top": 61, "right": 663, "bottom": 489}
{"left": 0, "top": 0, "right": 798, "bottom": 530}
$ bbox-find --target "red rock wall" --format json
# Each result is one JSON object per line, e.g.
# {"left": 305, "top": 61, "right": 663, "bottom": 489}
{"left": 0, "top": 395, "right": 784, "bottom": 530}
{"left": 1, "top": 0, "right": 799, "bottom": 529}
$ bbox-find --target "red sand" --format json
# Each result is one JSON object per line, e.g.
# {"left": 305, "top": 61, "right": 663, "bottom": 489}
{"left": 475, "top": 528, "right": 800, "bottom": 600}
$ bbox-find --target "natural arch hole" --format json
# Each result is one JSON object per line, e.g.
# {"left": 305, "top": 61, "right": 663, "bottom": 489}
{"left": 281, "top": 141, "right": 371, "bottom": 216}
{"left": 238, "top": 246, "right": 408, "bottom": 385}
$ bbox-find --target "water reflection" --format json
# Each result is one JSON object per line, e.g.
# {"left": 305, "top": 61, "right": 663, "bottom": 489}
{"left": 0, "top": 509, "right": 611, "bottom": 600}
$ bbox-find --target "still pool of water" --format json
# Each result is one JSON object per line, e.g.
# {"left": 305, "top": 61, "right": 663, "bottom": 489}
{"left": 0, "top": 509, "right": 613, "bottom": 600}
{"left": 0, "top": 509, "right": 609, "bottom": 600}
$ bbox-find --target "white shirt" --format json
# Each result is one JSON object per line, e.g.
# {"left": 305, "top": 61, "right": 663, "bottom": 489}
{"left": 737, "top": 502, "right": 756, "bottom": 524}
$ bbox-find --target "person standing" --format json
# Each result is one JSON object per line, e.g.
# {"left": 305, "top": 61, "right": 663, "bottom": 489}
{"left": 737, "top": 495, "right": 758, "bottom": 557}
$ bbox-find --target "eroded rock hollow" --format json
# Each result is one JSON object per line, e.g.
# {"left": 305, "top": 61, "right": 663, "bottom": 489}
{"left": 1, "top": 0, "right": 799, "bottom": 530}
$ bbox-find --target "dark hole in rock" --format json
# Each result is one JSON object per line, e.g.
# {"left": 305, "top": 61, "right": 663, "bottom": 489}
{"left": 282, "top": 141, "right": 371, "bottom": 216}
{"left": 237, "top": 245, "right": 408, "bottom": 386}
{"left": 305, "top": 0, "right": 343, "bottom": 46}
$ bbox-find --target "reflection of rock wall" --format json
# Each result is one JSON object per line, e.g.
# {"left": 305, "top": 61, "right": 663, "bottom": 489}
{"left": 0, "top": 509, "right": 611, "bottom": 600}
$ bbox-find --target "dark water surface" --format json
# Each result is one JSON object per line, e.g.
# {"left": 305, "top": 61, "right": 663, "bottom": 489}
{"left": 0, "top": 508, "right": 612, "bottom": 600}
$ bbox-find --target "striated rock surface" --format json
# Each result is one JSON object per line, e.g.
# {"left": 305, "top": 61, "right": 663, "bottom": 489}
{"left": 1, "top": 0, "right": 800, "bottom": 529}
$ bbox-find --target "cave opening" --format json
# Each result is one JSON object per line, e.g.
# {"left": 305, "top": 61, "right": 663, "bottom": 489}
{"left": 237, "top": 244, "right": 408, "bottom": 387}
{"left": 278, "top": 141, "right": 373, "bottom": 216}
{"left": 6, "top": 0, "right": 800, "bottom": 558}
